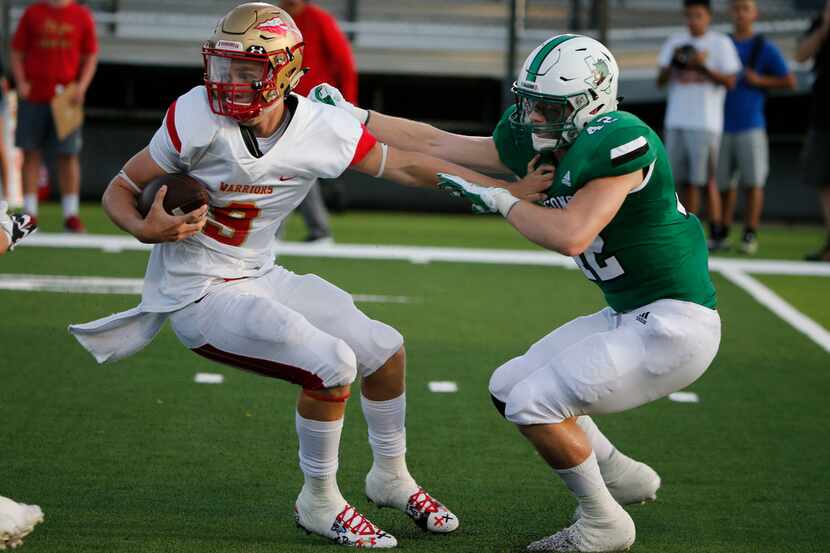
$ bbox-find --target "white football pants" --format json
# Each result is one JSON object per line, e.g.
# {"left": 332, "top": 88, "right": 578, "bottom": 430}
{"left": 169, "top": 265, "right": 404, "bottom": 390}
{"left": 489, "top": 299, "right": 721, "bottom": 425}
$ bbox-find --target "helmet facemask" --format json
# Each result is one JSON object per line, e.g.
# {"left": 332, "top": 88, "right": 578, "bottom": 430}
{"left": 509, "top": 86, "right": 593, "bottom": 152}
{"left": 203, "top": 43, "right": 303, "bottom": 122}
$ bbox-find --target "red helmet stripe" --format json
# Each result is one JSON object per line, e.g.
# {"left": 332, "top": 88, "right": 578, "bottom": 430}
{"left": 349, "top": 125, "right": 378, "bottom": 166}
{"left": 165, "top": 101, "right": 182, "bottom": 153}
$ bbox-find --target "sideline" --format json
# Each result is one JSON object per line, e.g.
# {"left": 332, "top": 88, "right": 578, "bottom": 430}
{"left": 0, "top": 274, "right": 414, "bottom": 304}
{"left": 14, "top": 232, "right": 830, "bottom": 354}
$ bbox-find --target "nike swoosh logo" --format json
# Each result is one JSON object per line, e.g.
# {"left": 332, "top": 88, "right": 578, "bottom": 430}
{"left": 279, "top": 176, "right": 295, "bottom": 181}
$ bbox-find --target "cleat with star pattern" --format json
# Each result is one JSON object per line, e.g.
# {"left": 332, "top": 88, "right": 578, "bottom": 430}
{"left": 295, "top": 502, "right": 397, "bottom": 548}
{"left": 365, "top": 472, "right": 459, "bottom": 534}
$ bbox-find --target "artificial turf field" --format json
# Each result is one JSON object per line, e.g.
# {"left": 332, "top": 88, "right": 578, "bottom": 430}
{"left": 1, "top": 205, "right": 829, "bottom": 553}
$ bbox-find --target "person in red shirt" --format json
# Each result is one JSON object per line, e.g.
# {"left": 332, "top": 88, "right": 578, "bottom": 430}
{"left": 10, "top": 0, "right": 98, "bottom": 232}
{"left": 280, "top": 0, "right": 358, "bottom": 242}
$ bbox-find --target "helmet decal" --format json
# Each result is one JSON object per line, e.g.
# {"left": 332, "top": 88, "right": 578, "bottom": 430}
{"left": 255, "top": 17, "right": 292, "bottom": 36}
{"left": 585, "top": 57, "right": 611, "bottom": 90}
{"left": 216, "top": 40, "right": 243, "bottom": 51}
{"left": 247, "top": 45, "right": 267, "bottom": 55}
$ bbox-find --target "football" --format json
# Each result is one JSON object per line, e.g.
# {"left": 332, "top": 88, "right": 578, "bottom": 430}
{"left": 136, "top": 174, "right": 209, "bottom": 218}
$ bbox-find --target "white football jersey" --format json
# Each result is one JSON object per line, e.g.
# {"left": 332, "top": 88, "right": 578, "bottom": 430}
{"left": 142, "top": 85, "right": 376, "bottom": 312}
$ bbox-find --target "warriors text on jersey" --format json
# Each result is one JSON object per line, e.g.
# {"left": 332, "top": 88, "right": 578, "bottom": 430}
{"left": 493, "top": 107, "right": 716, "bottom": 313}
{"left": 143, "top": 85, "right": 376, "bottom": 311}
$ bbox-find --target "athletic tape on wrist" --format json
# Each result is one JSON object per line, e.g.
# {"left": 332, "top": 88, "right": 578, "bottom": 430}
{"left": 374, "top": 143, "right": 388, "bottom": 178}
{"left": 118, "top": 170, "right": 142, "bottom": 195}
{"left": 493, "top": 188, "right": 520, "bottom": 217}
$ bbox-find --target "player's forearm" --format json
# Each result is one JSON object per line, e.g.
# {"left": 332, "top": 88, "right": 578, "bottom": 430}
{"left": 505, "top": 202, "right": 586, "bottom": 256}
{"left": 102, "top": 178, "right": 146, "bottom": 240}
{"left": 384, "top": 148, "right": 504, "bottom": 189}
{"left": 0, "top": 232, "right": 9, "bottom": 254}
{"left": 76, "top": 54, "right": 98, "bottom": 94}
{"left": 367, "top": 111, "right": 466, "bottom": 162}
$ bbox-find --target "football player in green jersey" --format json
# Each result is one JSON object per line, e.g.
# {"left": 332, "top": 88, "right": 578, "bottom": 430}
{"left": 311, "top": 34, "right": 721, "bottom": 552}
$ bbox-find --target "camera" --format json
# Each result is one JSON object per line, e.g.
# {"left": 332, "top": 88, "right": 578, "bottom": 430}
{"left": 671, "top": 44, "right": 698, "bottom": 69}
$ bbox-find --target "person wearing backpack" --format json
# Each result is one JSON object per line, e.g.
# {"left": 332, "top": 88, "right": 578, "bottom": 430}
{"left": 714, "top": 0, "right": 795, "bottom": 254}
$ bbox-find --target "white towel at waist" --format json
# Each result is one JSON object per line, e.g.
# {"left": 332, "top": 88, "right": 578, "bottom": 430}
{"left": 69, "top": 307, "right": 169, "bottom": 364}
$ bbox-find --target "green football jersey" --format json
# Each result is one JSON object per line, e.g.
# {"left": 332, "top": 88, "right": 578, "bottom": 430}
{"left": 492, "top": 107, "right": 717, "bottom": 313}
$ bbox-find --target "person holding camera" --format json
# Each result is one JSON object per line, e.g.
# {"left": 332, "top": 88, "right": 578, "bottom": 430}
{"left": 658, "top": 0, "right": 741, "bottom": 248}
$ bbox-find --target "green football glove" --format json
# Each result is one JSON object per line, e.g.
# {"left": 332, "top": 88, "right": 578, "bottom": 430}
{"left": 309, "top": 83, "right": 369, "bottom": 124}
{"left": 437, "top": 174, "right": 519, "bottom": 216}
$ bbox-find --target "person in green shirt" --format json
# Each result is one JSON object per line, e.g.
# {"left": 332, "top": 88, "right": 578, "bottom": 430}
{"left": 312, "top": 34, "right": 721, "bottom": 552}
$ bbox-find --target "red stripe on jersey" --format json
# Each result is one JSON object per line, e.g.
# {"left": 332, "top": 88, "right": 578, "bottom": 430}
{"left": 166, "top": 101, "right": 182, "bottom": 153}
{"left": 349, "top": 124, "right": 378, "bottom": 166}
{"left": 192, "top": 344, "right": 325, "bottom": 390}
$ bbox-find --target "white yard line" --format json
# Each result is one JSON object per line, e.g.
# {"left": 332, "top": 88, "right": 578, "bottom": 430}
{"left": 719, "top": 268, "right": 830, "bottom": 355}
{"left": 12, "top": 232, "right": 830, "bottom": 354}
{"left": 0, "top": 274, "right": 414, "bottom": 304}
{"left": 19, "top": 232, "right": 830, "bottom": 276}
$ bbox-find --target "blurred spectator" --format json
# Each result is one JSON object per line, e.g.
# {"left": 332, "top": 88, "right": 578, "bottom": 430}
{"left": 796, "top": 0, "right": 830, "bottom": 262}
{"left": 657, "top": 0, "right": 740, "bottom": 249}
{"left": 10, "top": 0, "right": 98, "bottom": 232}
{"left": 281, "top": 0, "right": 358, "bottom": 243}
{"left": 716, "top": 0, "right": 796, "bottom": 254}
{"left": 0, "top": 56, "right": 10, "bottom": 200}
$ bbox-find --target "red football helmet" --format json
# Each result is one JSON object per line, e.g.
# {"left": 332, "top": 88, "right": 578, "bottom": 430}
{"left": 202, "top": 3, "right": 306, "bottom": 121}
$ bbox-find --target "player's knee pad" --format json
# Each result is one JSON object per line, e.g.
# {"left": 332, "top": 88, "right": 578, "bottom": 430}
{"left": 327, "top": 338, "right": 358, "bottom": 386}
{"left": 488, "top": 356, "right": 526, "bottom": 404}
{"left": 503, "top": 375, "right": 573, "bottom": 425}
{"left": 357, "top": 320, "right": 404, "bottom": 378}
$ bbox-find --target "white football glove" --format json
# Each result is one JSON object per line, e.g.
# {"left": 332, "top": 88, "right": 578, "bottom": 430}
{"left": 0, "top": 201, "right": 38, "bottom": 251}
{"left": 309, "top": 83, "right": 369, "bottom": 124}
{"left": 437, "top": 174, "right": 519, "bottom": 216}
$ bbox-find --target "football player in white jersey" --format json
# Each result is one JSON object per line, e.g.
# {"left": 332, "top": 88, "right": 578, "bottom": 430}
{"left": 69, "top": 3, "right": 549, "bottom": 549}
{"left": 0, "top": 201, "right": 37, "bottom": 254}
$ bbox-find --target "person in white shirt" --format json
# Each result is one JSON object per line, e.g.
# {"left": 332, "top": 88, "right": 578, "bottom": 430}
{"left": 657, "top": 0, "right": 741, "bottom": 248}
{"left": 69, "top": 3, "right": 549, "bottom": 549}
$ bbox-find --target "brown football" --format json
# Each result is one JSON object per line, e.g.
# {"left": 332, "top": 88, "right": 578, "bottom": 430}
{"left": 137, "top": 174, "right": 209, "bottom": 217}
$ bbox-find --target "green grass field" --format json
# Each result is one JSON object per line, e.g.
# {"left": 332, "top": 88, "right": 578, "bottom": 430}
{"left": 1, "top": 205, "right": 829, "bottom": 552}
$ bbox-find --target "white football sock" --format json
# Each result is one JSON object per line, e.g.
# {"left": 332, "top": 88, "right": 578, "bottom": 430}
{"left": 577, "top": 416, "right": 615, "bottom": 464}
{"left": 296, "top": 412, "right": 344, "bottom": 506}
{"left": 556, "top": 452, "right": 619, "bottom": 520}
{"left": 23, "top": 194, "right": 38, "bottom": 217}
{"left": 361, "top": 393, "right": 411, "bottom": 478}
{"left": 61, "top": 194, "right": 80, "bottom": 218}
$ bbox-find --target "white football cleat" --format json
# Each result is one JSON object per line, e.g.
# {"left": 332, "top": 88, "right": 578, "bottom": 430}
{"left": 295, "top": 500, "right": 397, "bottom": 549}
{"left": 572, "top": 457, "right": 661, "bottom": 522}
{"left": 0, "top": 495, "right": 44, "bottom": 550}
{"left": 528, "top": 507, "right": 635, "bottom": 552}
{"left": 365, "top": 471, "right": 459, "bottom": 533}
